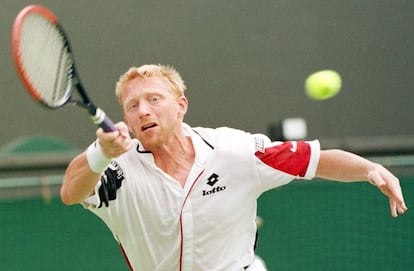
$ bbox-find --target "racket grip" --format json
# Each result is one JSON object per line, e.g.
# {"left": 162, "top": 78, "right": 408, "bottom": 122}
{"left": 90, "top": 108, "right": 117, "bottom": 132}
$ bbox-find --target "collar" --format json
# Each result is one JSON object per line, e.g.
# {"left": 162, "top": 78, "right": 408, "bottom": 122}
{"left": 134, "top": 123, "right": 214, "bottom": 165}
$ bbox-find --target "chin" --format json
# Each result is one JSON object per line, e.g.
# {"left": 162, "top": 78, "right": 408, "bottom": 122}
{"left": 138, "top": 137, "right": 159, "bottom": 150}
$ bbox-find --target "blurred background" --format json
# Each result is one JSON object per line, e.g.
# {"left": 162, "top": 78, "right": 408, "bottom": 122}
{"left": 1, "top": 1, "right": 413, "bottom": 270}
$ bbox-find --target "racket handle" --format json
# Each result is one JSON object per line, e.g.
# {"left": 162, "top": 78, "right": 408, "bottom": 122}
{"left": 90, "top": 108, "right": 117, "bottom": 132}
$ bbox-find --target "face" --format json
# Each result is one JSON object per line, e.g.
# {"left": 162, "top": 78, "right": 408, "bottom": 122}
{"left": 122, "top": 77, "right": 188, "bottom": 150}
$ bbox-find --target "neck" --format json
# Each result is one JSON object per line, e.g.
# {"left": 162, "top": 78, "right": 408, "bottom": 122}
{"left": 152, "top": 135, "right": 195, "bottom": 187}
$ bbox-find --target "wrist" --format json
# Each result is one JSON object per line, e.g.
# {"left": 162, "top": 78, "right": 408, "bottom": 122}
{"left": 86, "top": 141, "right": 111, "bottom": 173}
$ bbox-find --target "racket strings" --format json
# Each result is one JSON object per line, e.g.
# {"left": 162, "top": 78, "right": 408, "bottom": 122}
{"left": 19, "top": 13, "right": 72, "bottom": 107}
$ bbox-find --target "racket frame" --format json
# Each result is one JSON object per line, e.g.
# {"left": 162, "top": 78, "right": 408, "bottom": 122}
{"left": 11, "top": 5, "right": 116, "bottom": 132}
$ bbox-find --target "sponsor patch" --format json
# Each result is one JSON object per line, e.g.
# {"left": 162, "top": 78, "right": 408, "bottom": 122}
{"left": 254, "top": 136, "right": 265, "bottom": 153}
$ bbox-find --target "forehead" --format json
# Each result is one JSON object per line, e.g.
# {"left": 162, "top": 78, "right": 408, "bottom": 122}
{"left": 124, "top": 76, "right": 169, "bottom": 94}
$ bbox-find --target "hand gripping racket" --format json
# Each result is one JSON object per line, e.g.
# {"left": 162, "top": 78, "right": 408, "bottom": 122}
{"left": 11, "top": 5, "right": 116, "bottom": 132}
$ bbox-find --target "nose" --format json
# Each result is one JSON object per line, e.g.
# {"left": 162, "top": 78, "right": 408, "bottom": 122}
{"left": 137, "top": 101, "right": 151, "bottom": 118}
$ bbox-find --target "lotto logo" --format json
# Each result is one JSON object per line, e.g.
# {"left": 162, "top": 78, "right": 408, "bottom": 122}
{"left": 207, "top": 173, "right": 219, "bottom": 186}
{"left": 202, "top": 185, "right": 226, "bottom": 196}
{"left": 203, "top": 173, "right": 226, "bottom": 196}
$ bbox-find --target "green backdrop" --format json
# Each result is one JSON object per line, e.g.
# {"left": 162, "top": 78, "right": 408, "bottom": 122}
{"left": 1, "top": 178, "right": 412, "bottom": 270}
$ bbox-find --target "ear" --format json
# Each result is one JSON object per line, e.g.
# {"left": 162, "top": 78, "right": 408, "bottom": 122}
{"left": 177, "top": 96, "right": 188, "bottom": 117}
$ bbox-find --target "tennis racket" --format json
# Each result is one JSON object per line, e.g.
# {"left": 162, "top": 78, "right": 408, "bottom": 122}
{"left": 11, "top": 5, "right": 116, "bottom": 132}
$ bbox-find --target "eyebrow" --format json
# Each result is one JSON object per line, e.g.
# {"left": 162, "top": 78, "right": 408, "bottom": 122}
{"left": 123, "top": 90, "right": 165, "bottom": 106}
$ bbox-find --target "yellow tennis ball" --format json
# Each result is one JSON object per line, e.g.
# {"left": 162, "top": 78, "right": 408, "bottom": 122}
{"left": 305, "top": 70, "right": 342, "bottom": 100}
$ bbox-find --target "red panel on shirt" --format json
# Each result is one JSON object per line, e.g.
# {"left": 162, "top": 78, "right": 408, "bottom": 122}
{"left": 255, "top": 141, "right": 311, "bottom": 177}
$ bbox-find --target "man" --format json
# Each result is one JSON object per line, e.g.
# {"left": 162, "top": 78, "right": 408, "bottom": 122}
{"left": 61, "top": 64, "right": 407, "bottom": 271}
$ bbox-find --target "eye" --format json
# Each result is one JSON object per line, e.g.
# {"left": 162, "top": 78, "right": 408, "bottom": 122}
{"left": 150, "top": 95, "right": 161, "bottom": 104}
{"left": 126, "top": 102, "right": 138, "bottom": 111}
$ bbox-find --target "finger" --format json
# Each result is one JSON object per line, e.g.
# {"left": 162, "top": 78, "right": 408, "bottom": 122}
{"left": 385, "top": 177, "right": 407, "bottom": 209}
{"left": 386, "top": 183, "right": 408, "bottom": 217}
{"left": 96, "top": 127, "right": 104, "bottom": 138}
{"left": 396, "top": 198, "right": 408, "bottom": 214}
{"left": 116, "top": 136, "right": 133, "bottom": 152}
{"left": 369, "top": 169, "right": 408, "bottom": 217}
{"left": 114, "top": 122, "right": 129, "bottom": 137}
{"left": 390, "top": 198, "right": 398, "bottom": 218}
{"left": 98, "top": 131, "right": 120, "bottom": 144}
{"left": 390, "top": 199, "right": 407, "bottom": 218}
{"left": 387, "top": 190, "right": 408, "bottom": 218}
{"left": 109, "top": 133, "right": 133, "bottom": 155}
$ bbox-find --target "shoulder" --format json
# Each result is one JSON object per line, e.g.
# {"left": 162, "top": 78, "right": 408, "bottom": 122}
{"left": 190, "top": 125, "right": 270, "bottom": 153}
{"left": 192, "top": 125, "right": 251, "bottom": 140}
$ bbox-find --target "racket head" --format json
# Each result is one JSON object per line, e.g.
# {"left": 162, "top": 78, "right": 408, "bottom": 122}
{"left": 11, "top": 5, "right": 74, "bottom": 108}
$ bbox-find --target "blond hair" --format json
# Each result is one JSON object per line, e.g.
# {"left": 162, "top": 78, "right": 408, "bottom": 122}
{"left": 115, "top": 64, "right": 186, "bottom": 105}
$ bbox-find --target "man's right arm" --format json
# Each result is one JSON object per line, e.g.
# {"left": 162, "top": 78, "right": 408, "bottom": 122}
{"left": 60, "top": 152, "right": 102, "bottom": 205}
{"left": 60, "top": 122, "right": 133, "bottom": 205}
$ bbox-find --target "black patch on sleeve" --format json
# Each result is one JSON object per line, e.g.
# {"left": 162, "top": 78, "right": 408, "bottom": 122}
{"left": 98, "top": 161, "right": 125, "bottom": 208}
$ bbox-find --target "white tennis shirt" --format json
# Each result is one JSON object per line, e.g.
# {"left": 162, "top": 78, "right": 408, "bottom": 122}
{"left": 83, "top": 123, "right": 320, "bottom": 271}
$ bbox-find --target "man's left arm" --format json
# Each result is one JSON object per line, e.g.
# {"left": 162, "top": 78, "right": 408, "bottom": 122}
{"left": 316, "top": 149, "right": 408, "bottom": 217}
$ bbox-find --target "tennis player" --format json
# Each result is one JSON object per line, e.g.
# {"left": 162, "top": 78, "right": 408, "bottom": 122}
{"left": 61, "top": 64, "right": 407, "bottom": 271}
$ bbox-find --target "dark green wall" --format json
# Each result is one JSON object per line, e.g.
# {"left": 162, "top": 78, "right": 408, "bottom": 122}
{"left": 1, "top": 1, "right": 414, "bottom": 149}
{"left": 0, "top": 198, "right": 128, "bottom": 270}
{"left": 1, "top": 178, "right": 413, "bottom": 270}
{"left": 256, "top": 178, "right": 414, "bottom": 271}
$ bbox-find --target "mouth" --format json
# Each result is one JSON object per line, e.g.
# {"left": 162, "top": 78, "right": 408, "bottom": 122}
{"left": 141, "top": 123, "right": 158, "bottom": 132}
